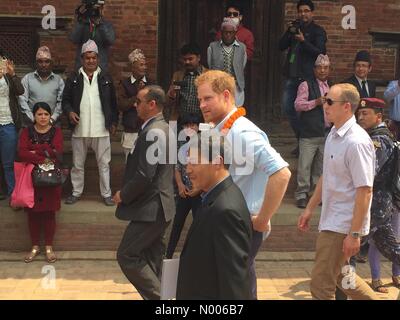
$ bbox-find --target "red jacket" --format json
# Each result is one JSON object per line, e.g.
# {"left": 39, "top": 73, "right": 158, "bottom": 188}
{"left": 216, "top": 24, "right": 255, "bottom": 60}
{"left": 18, "top": 126, "right": 63, "bottom": 212}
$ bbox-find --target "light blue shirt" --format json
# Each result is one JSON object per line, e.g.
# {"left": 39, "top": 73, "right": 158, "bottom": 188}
{"left": 384, "top": 80, "right": 400, "bottom": 121}
{"left": 214, "top": 110, "right": 289, "bottom": 215}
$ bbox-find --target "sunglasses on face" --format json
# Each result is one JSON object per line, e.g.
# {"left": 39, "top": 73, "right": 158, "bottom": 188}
{"left": 324, "top": 94, "right": 347, "bottom": 106}
{"left": 227, "top": 12, "right": 240, "bottom": 17}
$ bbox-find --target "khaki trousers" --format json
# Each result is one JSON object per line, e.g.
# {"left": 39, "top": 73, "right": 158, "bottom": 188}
{"left": 310, "top": 231, "right": 378, "bottom": 300}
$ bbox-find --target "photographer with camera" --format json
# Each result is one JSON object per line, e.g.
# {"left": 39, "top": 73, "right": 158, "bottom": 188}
{"left": 166, "top": 43, "right": 206, "bottom": 124}
{"left": 279, "top": 0, "right": 327, "bottom": 155}
{"left": 69, "top": 0, "right": 115, "bottom": 71}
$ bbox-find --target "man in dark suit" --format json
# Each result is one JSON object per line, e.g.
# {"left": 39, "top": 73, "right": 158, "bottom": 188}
{"left": 176, "top": 135, "right": 252, "bottom": 300}
{"left": 113, "top": 85, "right": 175, "bottom": 300}
{"left": 343, "top": 50, "right": 376, "bottom": 98}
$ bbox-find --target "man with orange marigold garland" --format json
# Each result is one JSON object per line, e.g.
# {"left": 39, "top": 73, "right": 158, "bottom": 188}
{"left": 195, "top": 70, "right": 291, "bottom": 299}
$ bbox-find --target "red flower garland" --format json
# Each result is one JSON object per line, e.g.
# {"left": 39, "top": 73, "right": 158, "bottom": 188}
{"left": 221, "top": 107, "right": 247, "bottom": 133}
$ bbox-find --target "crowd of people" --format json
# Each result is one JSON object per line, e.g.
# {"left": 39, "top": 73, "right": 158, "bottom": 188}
{"left": 0, "top": 0, "right": 400, "bottom": 300}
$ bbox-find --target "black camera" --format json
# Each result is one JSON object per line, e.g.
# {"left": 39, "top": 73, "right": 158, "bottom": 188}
{"left": 288, "top": 19, "right": 304, "bottom": 35}
{"left": 76, "top": 0, "right": 105, "bottom": 21}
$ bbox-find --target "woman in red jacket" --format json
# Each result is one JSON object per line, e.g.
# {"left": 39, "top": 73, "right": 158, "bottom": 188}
{"left": 18, "top": 102, "right": 63, "bottom": 263}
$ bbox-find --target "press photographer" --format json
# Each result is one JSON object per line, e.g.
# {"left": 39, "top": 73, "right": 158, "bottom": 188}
{"left": 279, "top": 0, "right": 327, "bottom": 151}
{"left": 69, "top": 0, "right": 115, "bottom": 71}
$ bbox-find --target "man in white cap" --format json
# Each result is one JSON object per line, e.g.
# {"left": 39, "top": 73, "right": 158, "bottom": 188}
{"left": 62, "top": 39, "right": 118, "bottom": 206}
{"left": 117, "top": 49, "right": 153, "bottom": 160}
{"left": 207, "top": 17, "right": 247, "bottom": 106}
{"left": 19, "top": 46, "right": 64, "bottom": 126}
{"left": 294, "top": 54, "right": 331, "bottom": 208}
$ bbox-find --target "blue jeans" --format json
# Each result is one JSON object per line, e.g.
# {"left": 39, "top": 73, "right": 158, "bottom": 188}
{"left": 0, "top": 123, "right": 18, "bottom": 195}
{"left": 282, "top": 78, "right": 303, "bottom": 138}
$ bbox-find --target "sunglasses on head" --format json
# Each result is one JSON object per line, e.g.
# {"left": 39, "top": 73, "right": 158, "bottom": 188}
{"left": 227, "top": 12, "right": 240, "bottom": 17}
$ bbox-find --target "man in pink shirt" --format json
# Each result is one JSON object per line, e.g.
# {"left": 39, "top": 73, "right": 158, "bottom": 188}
{"left": 294, "top": 54, "right": 331, "bottom": 208}
{"left": 215, "top": 1, "right": 254, "bottom": 60}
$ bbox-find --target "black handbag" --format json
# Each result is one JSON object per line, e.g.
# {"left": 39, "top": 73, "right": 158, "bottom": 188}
{"left": 28, "top": 126, "right": 69, "bottom": 187}
{"left": 32, "top": 164, "right": 67, "bottom": 187}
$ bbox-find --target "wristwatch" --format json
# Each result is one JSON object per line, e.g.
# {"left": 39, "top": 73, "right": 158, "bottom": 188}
{"left": 350, "top": 231, "right": 361, "bottom": 239}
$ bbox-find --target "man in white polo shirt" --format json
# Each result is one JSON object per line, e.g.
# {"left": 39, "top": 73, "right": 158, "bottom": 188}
{"left": 298, "top": 83, "right": 378, "bottom": 300}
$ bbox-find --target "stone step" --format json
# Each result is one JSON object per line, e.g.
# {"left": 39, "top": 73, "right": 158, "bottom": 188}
{"left": 57, "top": 118, "right": 301, "bottom": 196}
{"left": 0, "top": 197, "right": 320, "bottom": 252}
{"left": 58, "top": 134, "right": 300, "bottom": 196}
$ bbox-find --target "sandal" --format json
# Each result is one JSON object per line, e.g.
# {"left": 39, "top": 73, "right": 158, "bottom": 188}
{"left": 392, "top": 276, "right": 400, "bottom": 288}
{"left": 45, "top": 246, "right": 57, "bottom": 263}
{"left": 371, "top": 279, "right": 389, "bottom": 293}
{"left": 24, "top": 246, "right": 40, "bottom": 263}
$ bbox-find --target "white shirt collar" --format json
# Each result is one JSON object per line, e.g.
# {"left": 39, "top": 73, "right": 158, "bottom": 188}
{"left": 141, "top": 112, "right": 162, "bottom": 130}
{"left": 214, "top": 107, "right": 237, "bottom": 131}
{"left": 131, "top": 75, "right": 147, "bottom": 84}
{"left": 220, "top": 40, "right": 240, "bottom": 47}
{"left": 34, "top": 70, "right": 55, "bottom": 80}
{"left": 79, "top": 66, "right": 101, "bottom": 78}
{"left": 355, "top": 75, "right": 368, "bottom": 84}
{"left": 331, "top": 116, "right": 356, "bottom": 138}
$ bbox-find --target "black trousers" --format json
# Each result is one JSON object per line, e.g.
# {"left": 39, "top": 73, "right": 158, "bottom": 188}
{"left": 166, "top": 195, "right": 201, "bottom": 259}
{"left": 117, "top": 210, "right": 170, "bottom": 300}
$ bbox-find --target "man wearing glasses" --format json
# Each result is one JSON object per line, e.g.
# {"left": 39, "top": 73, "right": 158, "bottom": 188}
{"left": 279, "top": 0, "right": 327, "bottom": 156}
{"left": 215, "top": 1, "right": 254, "bottom": 60}
{"left": 298, "top": 83, "right": 378, "bottom": 300}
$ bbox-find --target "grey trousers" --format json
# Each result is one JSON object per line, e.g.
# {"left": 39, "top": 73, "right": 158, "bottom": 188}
{"left": 70, "top": 136, "right": 112, "bottom": 198}
{"left": 295, "top": 137, "right": 325, "bottom": 200}
{"left": 117, "top": 210, "right": 170, "bottom": 300}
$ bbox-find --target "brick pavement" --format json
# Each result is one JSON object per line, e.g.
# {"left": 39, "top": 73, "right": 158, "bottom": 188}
{"left": 0, "top": 251, "right": 398, "bottom": 300}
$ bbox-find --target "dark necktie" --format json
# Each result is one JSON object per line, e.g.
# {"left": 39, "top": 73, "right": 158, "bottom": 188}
{"left": 361, "top": 80, "right": 369, "bottom": 98}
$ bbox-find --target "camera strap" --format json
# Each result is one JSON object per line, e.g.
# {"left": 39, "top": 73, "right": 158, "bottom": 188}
{"left": 289, "top": 43, "right": 300, "bottom": 64}
{"left": 89, "top": 19, "right": 97, "bottom": 38}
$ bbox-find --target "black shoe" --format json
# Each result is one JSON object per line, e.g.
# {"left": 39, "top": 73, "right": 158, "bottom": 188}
{"left": 296, "top": 198, "right": 308, "bottom": 209}
{"left": 355, "top": 253, "right": 367, "bottom": 263}
{"left": 0, "top": 193, "right": 7, "bottom": 201}
{"left": 65, "top": 195, "right": 80, "bottom": 205}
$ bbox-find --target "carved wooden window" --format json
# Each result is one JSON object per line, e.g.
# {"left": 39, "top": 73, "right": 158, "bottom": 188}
{"left": 0, "top": 31, "right": 37, "bottom": 66}
{"left": 0, "top": 17, "right": 41, "bottom": 68}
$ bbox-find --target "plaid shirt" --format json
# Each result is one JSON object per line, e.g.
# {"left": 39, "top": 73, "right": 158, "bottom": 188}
{"left": 179, "top": 68, "right": 202, "bottom": 115}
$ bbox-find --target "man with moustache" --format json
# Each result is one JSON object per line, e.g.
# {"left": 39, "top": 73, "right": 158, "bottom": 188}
{"left": 62, "top": 39, "right": 118, "bottom": 206}
{"left": 118, "top": 49, "right": 153, "bottom": 159}
{"left": 208, "top": 18, "right": 247, "bottom": 107}
{"left": 166, "top": 43, "right": 206, "bottom": 123}
{"left": 294, "top": 54, "right": 331, "bottom": 209}
{"left": 114, "top": 85, "right": 175, "bottom": 300}
{"left": 356, "top": 98, "right": 400, "bottom": 293}
{"left": 19, "top": 46, "right": 64, "bottom": 127}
